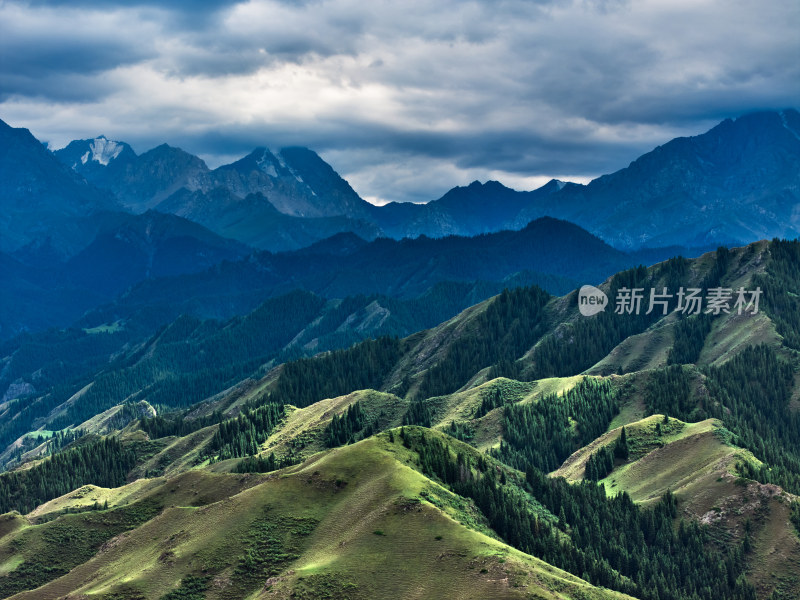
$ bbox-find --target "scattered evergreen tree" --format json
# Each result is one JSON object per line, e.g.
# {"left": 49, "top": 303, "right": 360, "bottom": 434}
{"left": 232, "top": 452, "right": 302, "bottom": 473}
{"left": 586, "top": 428, "right": 629, "bottom": 481}
{"left": 494, "top": 378, "right": 618, "bottom": 473}
{"left": 668, "top": 313, "right": 714, "bottom": 365}
{"left": 474, "top": 384, "right": 526, "bottom": 418}
{"left": 791, "top": 502, "right": 800, "bottom": 536}
{"left": 615, "top": 426, "right": 629, "bottom": 460}
{"left": 643, "top": 365, "right": 698, "bottom": 421}
{"left": 325, "top": 402, "right": 367, "bottom": 447}
{"left": 753, "top": 239, "right": 800, "bottom": 350}
{"left": 416, "top": 286, "right": 550, "bottom": 399}
{"left": 443, "top": 420, "right": 475, "bottom": 443}
{"left": 585, "top": 445, "right": 615, "bottom": 481}
{"left": 140, "top": 410, "right": 223, "bottom": 439}
{"left": 208, "top": 403, "right": 284, "bottom": 460}
{"left": 402, "top": 398, "right": 432, "bottom": 427}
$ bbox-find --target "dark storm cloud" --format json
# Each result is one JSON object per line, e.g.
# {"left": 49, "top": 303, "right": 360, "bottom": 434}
{"left": 0, "top": 41, "right": 152, "bottom": 102}
{"left": 0, "top": 3, "right": 158, "bottom": 102}
{"left": 1, "top": 0, "right": 798, "bottom": 203}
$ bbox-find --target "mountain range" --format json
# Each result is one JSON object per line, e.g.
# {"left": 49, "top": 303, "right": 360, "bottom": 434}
{"left": 39, "top": 108, "right": 800, "bottom": 253}
{"left": 5, "top": 110, "right": 795, "bottom": 341}
{"left": 2, "top": 211, "right": 700, "bottom": 343}
{"left": 2, "top": 109, "right": 796, "bottom": 260}
{"left": 2, "top": 110, "right": 718, "bottom": 341}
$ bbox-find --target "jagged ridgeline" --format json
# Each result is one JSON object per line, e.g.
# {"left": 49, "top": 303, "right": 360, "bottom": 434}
{"left": 1, "top": 240, "right": 799, "bottom": 599}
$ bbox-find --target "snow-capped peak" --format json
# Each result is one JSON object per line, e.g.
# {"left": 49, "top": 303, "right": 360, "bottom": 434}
{"left": 87, "top": 135, "right": 123, "bottom": 166}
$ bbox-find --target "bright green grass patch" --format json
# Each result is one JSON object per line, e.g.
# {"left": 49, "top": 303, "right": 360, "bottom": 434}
{"left": 0, "top": 554, "right": 23, "bottom": 577}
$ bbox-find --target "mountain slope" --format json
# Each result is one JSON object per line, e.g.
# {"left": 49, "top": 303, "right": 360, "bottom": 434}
{"left": 63, "top": 210, "right": 251, "bottom": 296}
{"left": 370, "top": 179, "right": 563, "bottom": 239}
{"left": 0, "top": 210, "right": 252, "bottom": 339}
{"left": 513, "top": 109, "right": 800, "bottom": 249}
{"left": 53, "top": 135, "right": 137, "bottom": 189}
{"left": 105, "top": 143, "right": 213, "bottom": 213}
{"left": 210, "top": 146, "right": 375, "bottom": 219}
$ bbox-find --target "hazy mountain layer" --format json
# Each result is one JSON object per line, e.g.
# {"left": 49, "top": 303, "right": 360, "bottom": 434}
{"left": 42, "top": 110, "right": 800, "bottom": 253}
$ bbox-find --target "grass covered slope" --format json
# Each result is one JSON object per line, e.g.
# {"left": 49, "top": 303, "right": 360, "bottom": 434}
{"left": 554, "top": 415, "right": 800, "bottom": 599}
{"left": 553, "top": 416, "right": 752, "bottom": 501}
{"left": 0, "top": 435, "right": 630, "bottom": 600}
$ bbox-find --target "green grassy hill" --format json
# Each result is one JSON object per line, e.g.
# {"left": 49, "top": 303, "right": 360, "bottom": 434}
{"left": 553, "top": 415, "right": 800, "bottom": 598}
{"left": 0, "top": 435, "right": 632, "bottom": 600}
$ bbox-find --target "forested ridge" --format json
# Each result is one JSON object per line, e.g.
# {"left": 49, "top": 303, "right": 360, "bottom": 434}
{"left": 0, "top": 437, "right": 135, "bottom": 514}
{"left": 269, "top": 337, "right": 405, "bottom": 408}
{"left": 414, "top": 285, "right": 550, "bottom": 398}
{"left": 493, "top": 378, "right": 618, "bottom": 473}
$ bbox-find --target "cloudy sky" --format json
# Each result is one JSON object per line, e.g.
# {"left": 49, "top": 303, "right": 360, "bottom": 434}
{"left": 1, "top": 0, "right": 798, "bottom": 204}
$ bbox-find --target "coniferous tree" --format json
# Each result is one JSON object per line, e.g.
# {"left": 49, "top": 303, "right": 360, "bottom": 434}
{"left": 615, "top": 426, "right": 629, "bottom": 460}
{"left": 325, "top": 402, "right": 368, "bottom": 447}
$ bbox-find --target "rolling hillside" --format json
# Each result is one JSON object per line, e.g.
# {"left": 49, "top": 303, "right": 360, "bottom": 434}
{"left": 2, "top": 239, "right": 800, "bottom": 599}
{"left": 0, "top": 435, "right": 632, "bottom": 600}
